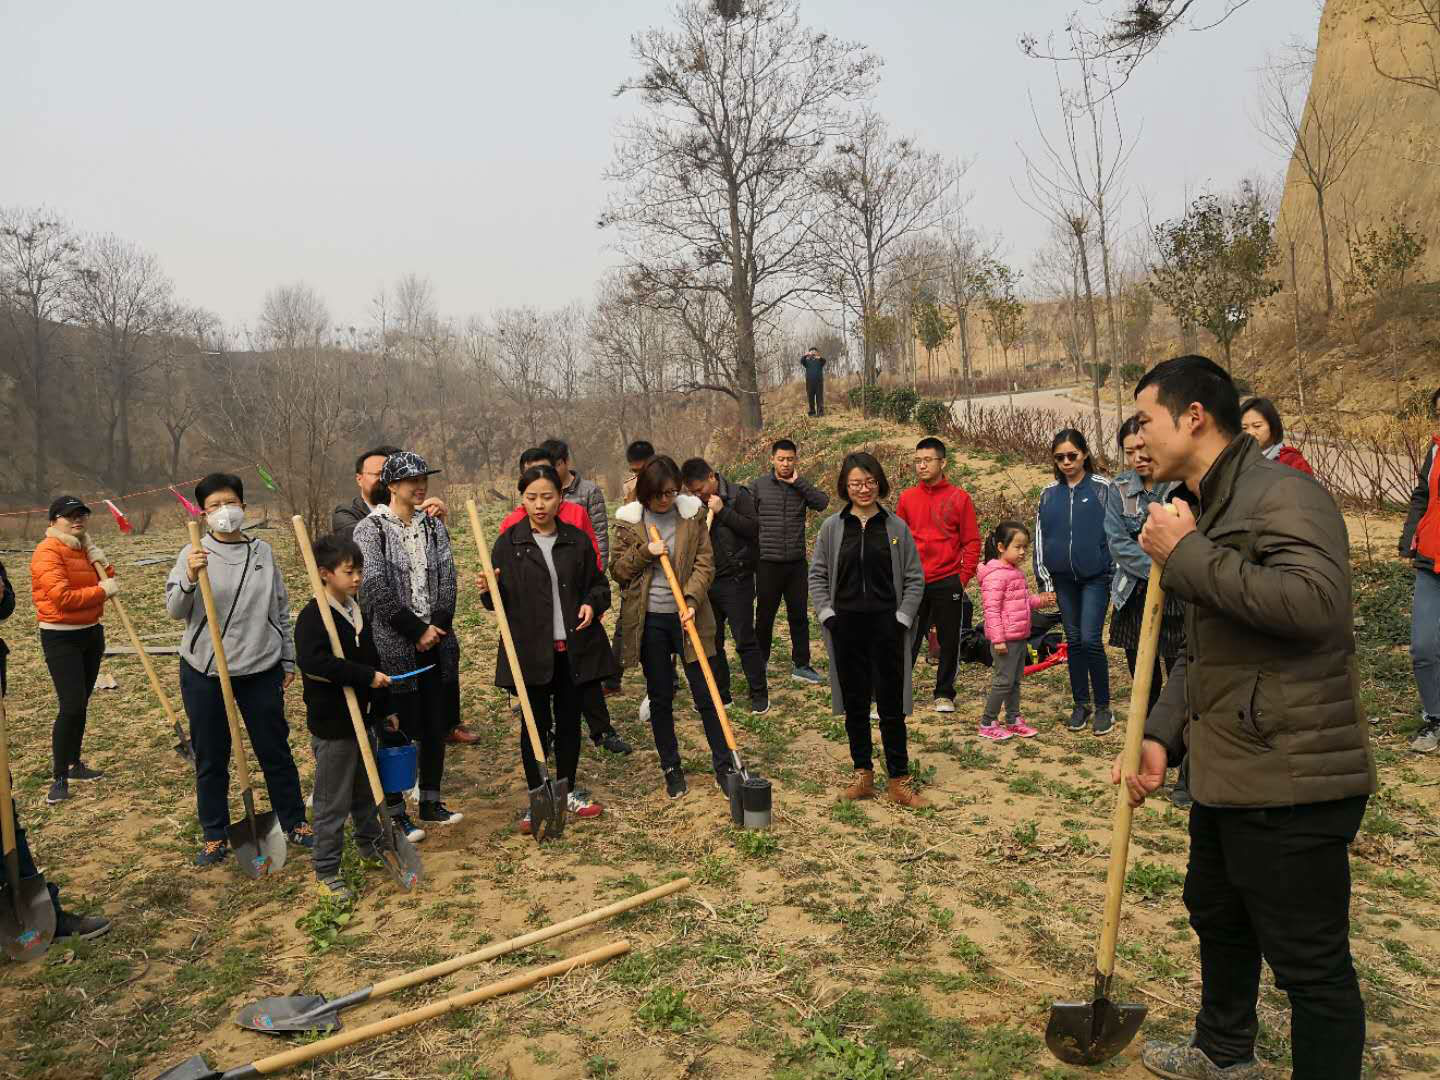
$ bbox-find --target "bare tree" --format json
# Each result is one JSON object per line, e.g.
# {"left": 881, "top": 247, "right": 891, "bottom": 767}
{"left": 590, "top": 271, "right": 678, "bottom": 440}
{"left": 1368, "top": 1, "right": 1440, "bottom": 98}
{"left": 1257, "top": 58, "right": 1375, "bottom": 314}
{"left": 602, "top": 0, "right": 880, "bottom": 431}
{"left": 154, "top": 307, "right": 220, "bottom": 479}
{"left": 981, "top": 259, "right": 1026, "bottom": 410}
{"left": 491, "top": 306, "right": 554, "bottom": 444}
{"left": 938, "top": 210, "right": 998, "bottom": 408}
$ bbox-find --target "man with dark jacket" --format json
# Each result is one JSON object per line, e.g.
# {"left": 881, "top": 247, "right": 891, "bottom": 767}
{"left": 1117, "top": 355, "right": 1376, "bottom": 1080}
{"left": 800, "top": 348, "right": 827, "bottom": 417}
{"left": 1400, "top": 386, "right": 1440, "bottom": 754}
{"left": 682, "top": 457, "right": 769, "bottom": 713}
{"left": 752, "top": 439, "right": 829, "bottom": 684}
{"left": 543, "top": 438, "right": 610, "bottom": 569}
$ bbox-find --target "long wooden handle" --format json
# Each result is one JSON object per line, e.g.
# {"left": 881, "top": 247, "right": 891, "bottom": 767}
{"left": 253, "top": 941, "right": 630, "bottom": 1074}
{"left": 0, "top": 697, "right": 16, "bottom": 866}
{"left": 466, "top": 501, "right": 548, "bottom": 764}
{"left": 95, "top": 562, "right": 184, "bottom": 737}
{"left": 647, "top": 526, "right": 739, "bottom": 755}
{"left": 290, "top": 517, "right": 388, "bottom": 807}
{"left": 1095, "top": 507, "right": 1174, "bottom": 976}
{"left": 371, "top": 876, "right": 689, "bottom": 999}
{"left": 186, "top": 521, "right": 255, "bottom": 790}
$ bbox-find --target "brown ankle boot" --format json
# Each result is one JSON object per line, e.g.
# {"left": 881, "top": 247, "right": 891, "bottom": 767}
{"left": 843, "top": 769, "right": 875, "bottom": 800}
{"left": 886, "top": 776, "right": 929, "bottom": 809}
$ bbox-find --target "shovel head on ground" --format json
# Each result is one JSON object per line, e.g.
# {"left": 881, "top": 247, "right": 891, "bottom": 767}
{"left": 234, "top": 989, "right": 354, "bottom": 1034}
{"left": 228, "top": 809, "right": 286, "bottom": 879}
{"left": 1045, "top": 976, "right": 1147, "bottom": 1066}
{"left": 0, "top": 875, "right": 56, "bottom": 963}
{"left": 378, "top": 827, "right": 423, "bottom": 891}
{"left": 152, "top": 1055, "right": 226, "bottom": 1080}
{"left": 529, "top": 777, "right": 569, "bottom": 843}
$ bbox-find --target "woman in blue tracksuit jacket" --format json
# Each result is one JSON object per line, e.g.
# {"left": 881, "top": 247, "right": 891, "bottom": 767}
{"left": 1034, "top": 428, "right": 1118, "bottom": 736}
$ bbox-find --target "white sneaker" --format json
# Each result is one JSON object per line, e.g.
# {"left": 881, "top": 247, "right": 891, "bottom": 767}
{"left": 933, "top": 698, "right": 956, "bottom": 714}
{"left": 639, "top": 697, "right": 651, "bottom": 725}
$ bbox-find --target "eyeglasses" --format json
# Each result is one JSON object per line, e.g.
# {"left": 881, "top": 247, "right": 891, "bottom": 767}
{"left": 913, "top": 456, "right": 941, "bottom": 465}
{"left": 1053, "top": 452, "right": 1082, "bottom": 464}
{"left": 847, "top": 479, "right": 879, "bottom": 491}
{"left": 656, "top": 488, "right": 680, "bottom": 500}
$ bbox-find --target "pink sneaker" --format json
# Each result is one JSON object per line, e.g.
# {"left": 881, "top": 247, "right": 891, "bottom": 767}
{"left": 977, "top": 724, "right": 1013, "bottom": 741}
{"left": 1005, "top": 718, "right": 1038, "bottom": 738}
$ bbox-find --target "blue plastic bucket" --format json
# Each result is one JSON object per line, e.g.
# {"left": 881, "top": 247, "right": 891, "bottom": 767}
{"left": 376, "top": 743, "right": 418, "bottom": 794}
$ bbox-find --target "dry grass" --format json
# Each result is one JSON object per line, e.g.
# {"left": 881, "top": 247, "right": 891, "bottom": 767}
{"left": 0, "top": 408, "right": 1435, "bottom": 1080}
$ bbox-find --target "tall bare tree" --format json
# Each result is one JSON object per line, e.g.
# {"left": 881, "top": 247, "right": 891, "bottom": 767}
{"left": 602, "top": 0, "right": 880, "bottom": 431}
{"left": 154, "top": 307, "right": 220, "bottom": 479}
{"left": 491, "top": 306, "right": 554, "bottom": 445}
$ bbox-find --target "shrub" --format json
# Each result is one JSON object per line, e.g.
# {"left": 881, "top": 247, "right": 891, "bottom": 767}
{"left": 848, "top": 384, "right": 889, "bottom": 412}
{"left": 885, "top": 386, "right": 919, "bottom": 424}
{"left": 913, "top": 399, "right": 950, "bottom": 435}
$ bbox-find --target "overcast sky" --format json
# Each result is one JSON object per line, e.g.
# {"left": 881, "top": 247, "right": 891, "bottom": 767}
{"left": 2, "top": 1, "right": 1319, "bottom": 330}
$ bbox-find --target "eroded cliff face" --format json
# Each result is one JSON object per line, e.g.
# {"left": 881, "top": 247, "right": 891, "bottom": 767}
{"left": 1275, "top": 0, "right": 1440, "bottom": 292}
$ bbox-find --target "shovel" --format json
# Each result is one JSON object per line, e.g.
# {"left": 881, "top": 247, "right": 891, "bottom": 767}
{"left": 155, "top": 941, "right": 628, "bottom": 1079}
{"left": 466, "top": 500, "right": 567, "bottom": 842}
{"left": 0, "top": 696, "right": 55, "bottom": 963}
{"left": 1045, "top": 535, "right": 1171, "bottom": 1065}
{"left": 187, "top": 521, "right": 287, "bottom": 879}
{"left": 290, "top": 515, "right": 421, "bottom": 892}
{"left": 648, "top": 526, "right": 772, "bottom": 829}
{"left": 96, "top": 559, "right": 194, "bottom": 762}
{"left": 235, "top": 876, "right": 687, "bottom": 1034}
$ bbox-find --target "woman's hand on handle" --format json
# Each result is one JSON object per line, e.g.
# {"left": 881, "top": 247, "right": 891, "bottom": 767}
{"left": 679, "top": 605, "right": 696, "bottom": 626}
{"left": 185, "top": 548, "right": 209, "bottom": 583}
{"left": 100, "top": 576, "right": 120, "bottom": 598}
{"left": 575, "top": 604, "right": 594, "bottom": 631}
{"left": 647, "top": 539, "right": 667, "bottom": 558}
{"left": 1110, "top": 738, "right": 1169, "bottom": 808}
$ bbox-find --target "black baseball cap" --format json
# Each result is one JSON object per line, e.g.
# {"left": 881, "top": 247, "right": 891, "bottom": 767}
{"left": 48, "top": 495, "right": 91, "bottom": 520}
{"left": 379, "top": 451, "right": 441, "bottom": 485}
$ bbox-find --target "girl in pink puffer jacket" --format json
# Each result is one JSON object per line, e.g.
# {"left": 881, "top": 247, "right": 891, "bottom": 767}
{"left": 976, "top": 521, "right": 1055, "bottom": 741}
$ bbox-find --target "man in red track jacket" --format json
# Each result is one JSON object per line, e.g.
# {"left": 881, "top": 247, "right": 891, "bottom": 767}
{"left": 896, "top": 437, "right": 981, "bottom": 713}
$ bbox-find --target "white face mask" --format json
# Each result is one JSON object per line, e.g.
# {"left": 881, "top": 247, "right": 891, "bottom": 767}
{"left": 206, "top": 505, "right": 245, "bottom": 534}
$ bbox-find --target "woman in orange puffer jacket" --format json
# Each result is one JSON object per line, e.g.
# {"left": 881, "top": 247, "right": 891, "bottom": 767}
{"left": 30, "top": 495, "right": 117, "bottom": 806}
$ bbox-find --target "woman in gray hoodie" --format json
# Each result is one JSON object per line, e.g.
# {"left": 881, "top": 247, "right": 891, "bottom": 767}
{"left": 166, "top": 473, "right": 309, "bottom": 867}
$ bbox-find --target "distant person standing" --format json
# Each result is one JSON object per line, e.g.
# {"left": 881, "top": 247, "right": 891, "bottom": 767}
{"left": 334, "top": 444, "right": 448, "bottom": 540}
{"left": 1240, "top": 397, "right": 1314, "bottom": 475}
{"left": 895, "top": 438, "right": 981, "bottom": 713}
{"left": 1402, "top": 387, "right": 1440, "bottom": 755}
{"left": 752, "top": 439, "right": 830, "bottom": 685}
{"left": 543, "top": 437, "right": 610, "bottom": 570}
{"left": 621, "top": 440, "right": 656, "bottom": 505}
{"left": 800, "top": 347, "right": 827, "bottom": 417}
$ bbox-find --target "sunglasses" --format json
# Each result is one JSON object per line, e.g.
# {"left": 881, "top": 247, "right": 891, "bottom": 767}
{"left": 1053, "top": 452, "right": 1082, "bottom": 464}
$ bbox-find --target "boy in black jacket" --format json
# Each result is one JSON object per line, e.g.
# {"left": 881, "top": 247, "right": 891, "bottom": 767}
{"left": 295, "top": 535, "right": 396, "bottom": 903}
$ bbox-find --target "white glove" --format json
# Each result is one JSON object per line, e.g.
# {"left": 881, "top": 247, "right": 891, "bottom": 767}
{"left": 86, "top": 543, "right": 108, "bottom": 568}
{"left": 99, "top": 576, "right": 120, "bottom": 598}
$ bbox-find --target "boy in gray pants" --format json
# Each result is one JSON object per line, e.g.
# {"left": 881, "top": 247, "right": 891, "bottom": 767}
{"left": 294, "top": 535, "right": 396, "bottom": 903}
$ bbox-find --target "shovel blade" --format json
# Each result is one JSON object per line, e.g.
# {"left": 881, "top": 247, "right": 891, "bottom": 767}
{"left": 235, "top": 993, "right": 339, "bottom": 1034}
{"left": 1045, "top": 998, "right": 1147, "bottom": 1066}
{"left": 152, "top": 1055, "right": 223, "bottom": 1080}
{"left": 380, "top": 827, "right": 423, "bottom": 891}
{"left": 528, "top": 778, "right": 569, "bottom": 844}
{"left": 228, "top": 811, "right": 286, "bottom": 879}
{"left": 0, "top": 875, "right": 56, "bottom": 963}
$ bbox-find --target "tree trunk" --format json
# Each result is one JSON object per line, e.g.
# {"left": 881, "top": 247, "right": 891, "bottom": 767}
{"left": 1316, "top": 187, "right": 1335, "bottom": 316}
{"left": 1076, "top": 237, "right": 1104, "bottom": 445}
{"left": 118, "top": 382, "right": 133, "bottom": 493}
{"left": 1288, "top": 238, "right": 1307, "bottom": 421}
{"left": 1096, "top": 212, "right": 1124, "bottom": 430}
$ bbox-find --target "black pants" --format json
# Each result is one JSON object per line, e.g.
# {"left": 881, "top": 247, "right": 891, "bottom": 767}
{"left": 1123, "top": 647, "right": 1177, "bottom": 716}
{"left": 179, "top": 660, "right": 306, "bottom": 841}
{"left": 755, "top": 559, "right": 811, "bottom": 668}
{"left": 387, "top": 666, "right": 450, "bottom": 803}
{"left": 830, "top": 609, "right": 908, "bottom": 776}
{"left": 639, "top": 613, "right": 730, "bottom": 776}
{"left": 603, "top": 621, "right": 624, "bottom": 692}
{"left": 40, "top": 625, "right": 105, "bottom": 779}
{"left": 806, "top": 379, "right": 824, "bottom": 416}
{"left": 579, "top": 680, "right": 617, "bottom": 743}
{"left": 1186, "top": 796, "right": 1367, "bottom": 1077}
{"left": 909, "top": 576, "right": 971, "bottom": 701}
{"left": 710, "top": 573, "right": 768, "bottom": 701}
{"left": 520, "top": 651, "right": 583, "bottom": 789}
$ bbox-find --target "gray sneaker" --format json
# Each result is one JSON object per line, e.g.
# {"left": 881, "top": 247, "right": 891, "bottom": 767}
{"left": 1141, "top": 1040, "right": 1261, "bottom": 1080}
{"left": 1409, "top": 717, "right": 1440, "bottom": 754}
{"left": 46, "top": 778, "right": 69, "bottom": 805}
{"left": 792, "top": 665, "right": 824, "bottom": 685}
{"left": 1066, "top": 704, "right": 1092, "bottom": 732}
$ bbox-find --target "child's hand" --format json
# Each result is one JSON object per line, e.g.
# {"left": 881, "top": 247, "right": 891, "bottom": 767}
{"left": 371, "top": 670, "right": 391, "bottom": 689}
{"left": 1038, "top": 592, "right": 1055, "bottom": 606}
{"left": 994, "top": 642, "right": 1008, "bottom": 655}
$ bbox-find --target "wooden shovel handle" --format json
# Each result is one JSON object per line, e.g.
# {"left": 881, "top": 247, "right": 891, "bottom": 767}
{"left": 465, "top": 501, "right": 548, "bottom": 765}
{"left": 290, "top": 517, "right": 388, "bottom": 808}
{"left": 1096, "top": 504, "right": 1175, "bottom": 977}
{"left": 95, "top": 561, "right": 185, "bottom": 739}
{"left": 646, "top": 526, "right": 739, "bottom": 755}
{"left": 0, "top": 697, "right": 16, "bottom": 865}
{"left": 370, "top": 876, "right": 689, "bottom": 999}
{"left": 186, "top": 521, "right": 255, "bottom": 791}
{"left": 252, "top": 941, "right": 629, "bottom": 1075}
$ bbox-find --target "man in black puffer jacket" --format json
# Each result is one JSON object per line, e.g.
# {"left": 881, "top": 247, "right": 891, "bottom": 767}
{"left": 751, "top": 439, "right": 829, "bottom": 684}
{"left": 682, "top": 457, "right": 769, "bottom": 713}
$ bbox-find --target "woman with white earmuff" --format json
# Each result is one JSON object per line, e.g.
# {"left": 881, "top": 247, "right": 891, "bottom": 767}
{"left": 165, "top": 472, "right": 312, "bottom": 868}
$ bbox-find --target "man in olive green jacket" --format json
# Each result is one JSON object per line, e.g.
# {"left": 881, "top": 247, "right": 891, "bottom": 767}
{"left": 1115, "top": 355, "right": 1375, "bottom": 1080}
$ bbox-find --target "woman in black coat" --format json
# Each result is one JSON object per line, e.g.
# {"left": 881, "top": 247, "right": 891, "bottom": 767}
{"left": 480, "top": 464, "right": 618, "bottom": 833}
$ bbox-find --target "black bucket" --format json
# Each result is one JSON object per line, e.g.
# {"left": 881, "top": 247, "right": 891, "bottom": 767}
{"left": 740, "top": 776, "right": 772, "bottom": 830}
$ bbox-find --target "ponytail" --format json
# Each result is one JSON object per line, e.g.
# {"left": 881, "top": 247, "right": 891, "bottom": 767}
{"left": 984, "top": 520, "right": 1030, "bottom": 562}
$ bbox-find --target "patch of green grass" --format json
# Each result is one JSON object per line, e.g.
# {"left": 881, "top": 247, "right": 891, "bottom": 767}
{"left": 735, "top": 829, "right": 780, "bottom": 858}
{"left": 172, "top": 946, "right": 266, "bottom": 1011}
{"left": 1381, "top": 938, "right": 1430, "bottom": 976}
{"left": 830, "top": 799, "right": 868, "bottom": 827}
{"left": 1126, "top": 860, "right": 1185, "bottom": 901}
{"left": 957, "top": 1024, "right": 1042, "bottom": 1079}
{"left": 585, "top": 1056, "right": 619, "bottom": 1079}
{"left": 297, "top": 894, "right": 355, "bottom": 953}
{"left": 1007, "top": 772, "right": 1043, "bottom": 795}
{"left": 636, "top": 985, "right": 702, "bottom": 1033}
{"left": 1372, "top": 871, "right": 1432, "bottom": 899}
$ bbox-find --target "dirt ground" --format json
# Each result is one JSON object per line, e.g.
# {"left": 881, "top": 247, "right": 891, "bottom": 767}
{"left": 0, "top": 408, "right": 1435, "bottom": 1080}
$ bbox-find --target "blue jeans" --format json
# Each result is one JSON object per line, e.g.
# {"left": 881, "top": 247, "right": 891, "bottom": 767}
{"left": 1053, "top": 573, "right": 1110, "bottom": 709}
{"left": 1414, "top": 568, "right": 1440, "bottom": 718}
{"left": 639, "top": 613, "right": 730, "bottom": 776}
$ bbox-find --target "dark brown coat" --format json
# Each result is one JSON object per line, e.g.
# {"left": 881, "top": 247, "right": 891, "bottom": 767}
{"left": 611, "top": 495, "right": 716, "bottom": 665}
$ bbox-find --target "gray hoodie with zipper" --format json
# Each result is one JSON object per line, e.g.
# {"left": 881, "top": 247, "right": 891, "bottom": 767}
{"left": 165, "top": 534, "right": 295, "bottom": 677}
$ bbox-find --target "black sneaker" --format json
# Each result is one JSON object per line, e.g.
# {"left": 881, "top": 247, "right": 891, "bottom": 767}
{"left": 392, "top": 812, "right": 426, "bottom": 844}
{"left": 1092, "top": 708, "right": 1116, "bottom": 737}
{"left": 67, "top": 761, "right": 104, "bottom": 782}
{"left": 750, "top": 696, "right": 770, "bottom": 715}
{"left": 664, "top": 767, "right": 688, "bottom": 799}
{"left": 791, "top": 664, "right": 824, "bottom": 685}
{"left": 599, "top": 731, "right": 633, "bottom": 755}
{"left": 46, "top": 778, "right": 69, "bottom": 805}
{"left": 1066, "top": 705, "right": 1092, "bottom": 732}
{"left": 1170, "top": 786, "right": 1195, "bottom": 810}
{"left": 419, "top": 800, "right": 464, "bottom": 825}
{"left": 194, "top": 839, "right": 229, "bottom": 867}
{"left": 55, "top": 911, "right": 112, "bottom": 941}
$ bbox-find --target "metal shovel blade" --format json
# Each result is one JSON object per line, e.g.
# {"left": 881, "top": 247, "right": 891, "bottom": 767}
{"left": 528, "top": 777, "right": 569, "bottom": 843}
{"left": 235, "top": 992, "right": 340, "bottom": 1034}
{"left": 1045, "top": 994, "right": 1147, "bottom": 1066}
{"left": 228, "top": 810, "right": 286, "bottom": 879}
{"left": 0, "top": 876, "right": 56, "bottom": 963}
{"left": 152, "top": 1055, "right": 223, "bottom": 1080}
{"left": 380, "top": 829, "right": 423, "bottom": 891}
